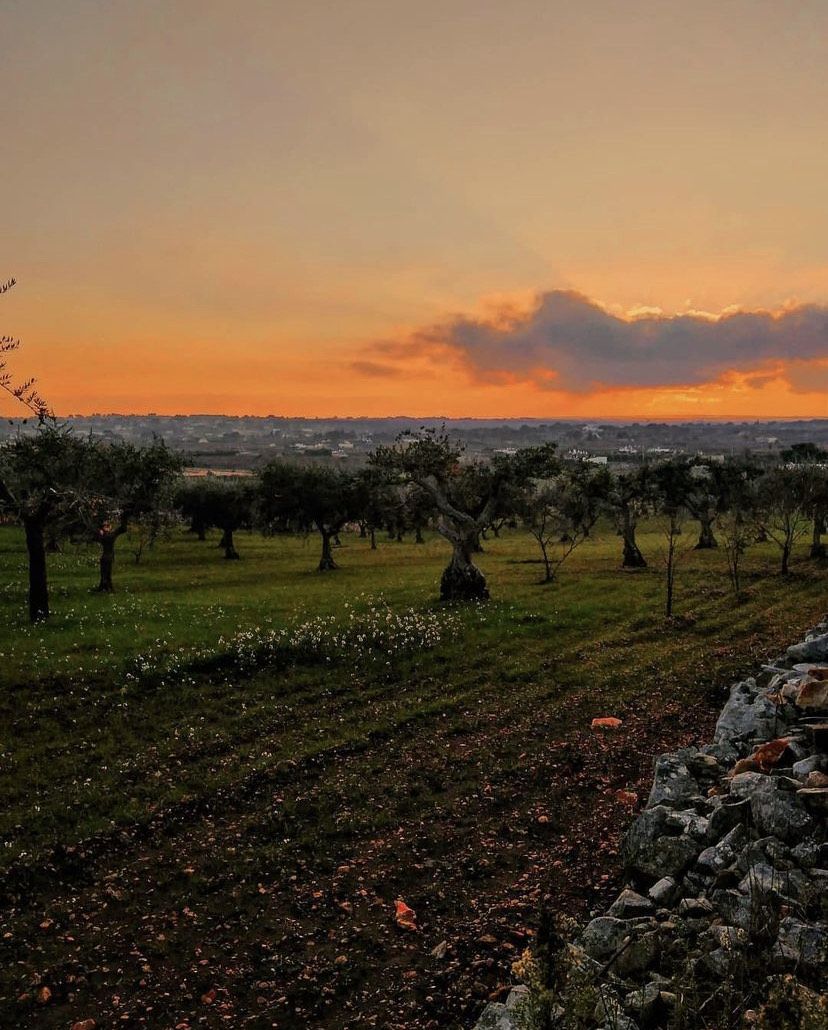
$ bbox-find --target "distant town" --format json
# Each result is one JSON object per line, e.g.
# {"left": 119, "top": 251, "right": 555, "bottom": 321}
{"left": 3, "top": 415, "right": 827, "bottom": 474}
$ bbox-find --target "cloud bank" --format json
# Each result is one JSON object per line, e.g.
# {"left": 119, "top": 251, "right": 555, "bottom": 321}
{"left": 402, "top": 291, "right": 828, "bottom": 393}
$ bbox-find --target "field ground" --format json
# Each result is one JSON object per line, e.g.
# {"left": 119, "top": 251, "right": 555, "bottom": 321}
{"left": 0, "top": 524, "right": 826, "bottom": 1028}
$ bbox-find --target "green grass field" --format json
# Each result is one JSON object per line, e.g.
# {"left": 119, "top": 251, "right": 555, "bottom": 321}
{"left": 0, "top": 522, "right": 826, "bottom": 1028}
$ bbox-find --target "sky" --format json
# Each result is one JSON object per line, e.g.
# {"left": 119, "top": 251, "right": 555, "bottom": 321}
{"left": 2, "top": 0, "right": 828, "bottom": 419}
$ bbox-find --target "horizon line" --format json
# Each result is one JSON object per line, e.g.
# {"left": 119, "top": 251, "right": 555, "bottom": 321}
{"left": 13, "top": 411, "right": 828, "bottom": 424}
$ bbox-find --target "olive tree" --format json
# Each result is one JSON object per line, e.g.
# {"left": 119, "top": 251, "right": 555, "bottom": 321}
{"left": 605, "top": 468, "right": 650, "bottom": 569}
{"left": 714, "top": 465, "right": 761, "bottom": 596}
{"left": 258, "top": 461, "right": 360, "bottom": 571}
{"left": 81, "top": 439, "right": 182, "bottom": 591}
{"left": 650, "top": 460, "right": 695, "bottom": 618}
{"left": 370, "top": 429, "right": 557, "bottom": 601}
{"left": 0, "top": 425, "right": 88, "bottom": 621}
{"left": 176, "top": 476, "right": 256, "bottom": 559}
{"left": 519, "top": 463, "right": 606, "bottom": 584}
{"left": 780, "top": 444, "right": 828, "bottom": 559}
{"left": 755, "top": 466, "right": 812, "bottom": 575}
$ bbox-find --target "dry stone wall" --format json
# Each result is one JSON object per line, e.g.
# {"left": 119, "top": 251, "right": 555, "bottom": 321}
{"left": 475, "top": 621, "right": 828, "bottom": 1030}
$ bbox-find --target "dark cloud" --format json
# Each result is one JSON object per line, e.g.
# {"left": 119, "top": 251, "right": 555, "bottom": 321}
{"left": 784, "top": 361, "right": 828, "bottom": 393}
{"left": 414, "top": 291, "right": 828, "bottom": 392}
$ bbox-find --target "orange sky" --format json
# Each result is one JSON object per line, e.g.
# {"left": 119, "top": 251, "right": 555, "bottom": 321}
{"left": 2, "top": 2, "right": 828, "bottom": 419}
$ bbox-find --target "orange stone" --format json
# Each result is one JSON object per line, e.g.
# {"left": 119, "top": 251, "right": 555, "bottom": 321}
{"left": 591, "top": 717, "right": 622, "bottom": 731}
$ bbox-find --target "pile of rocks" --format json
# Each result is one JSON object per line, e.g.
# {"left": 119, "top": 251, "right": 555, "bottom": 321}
{"left": 476, "top": 622, "right": 828, "bottom": 1030}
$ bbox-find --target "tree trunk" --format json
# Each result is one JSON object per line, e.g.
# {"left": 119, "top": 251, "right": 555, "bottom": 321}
{"left": 665, "top": 528, "right": 676, "bottom": 617}
{"left": 731, "top": 560, "right": 741, "bottom": 595}
{"left": 695, "top": 517, "right": 718, "bottom": 549}
{"left": 781, "top": 541, "right": 791, "bottom": 575}
{"left": 440, "top": 538, "right": 488, "bottom": 601}
{"left": 189, "top": 516, "right": 207, "bottom": 540}
{"left": 621, "top": 508, "right": 647, "bottom": 568}
{"left": 97, "top": 534, "right": 118, "bottom": 592}
{"left": 810, "top": 514, "right": 826, "bottom": 559}
{"left": 370, "top": 527, "right": 377, "bottom": 550}
{"left": 24, "top": 517, "right": 49, "bottom": 623}
{"left": 539, "top": 540, "right": 553, "bottom": 583}
{"left": 415, "top": 525, "right": 424, "bottom": 544}
{"left": 319, "top": 530, "right": 338, "bottom": 571}
{"left": 359, "top": 521, "right": 367, "bottom": 539}
{"left": 222, "top": 527, "right": 240, "bottom": 560}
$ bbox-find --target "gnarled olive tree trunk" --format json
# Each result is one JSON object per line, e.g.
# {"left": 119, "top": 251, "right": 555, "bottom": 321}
{"left": 439, "top": 524, "right": 489, "bottom": 601}
{"left": 96, "top": 525, "right": 128, "bottom": 592}
{"left": 220, "top": 526, "right": 240, "bottom": 559}
{"left": 24, "top": 516, "right": 49, "bottom": 622}
{"left": 318, "top": 526, "right": 338, "bottom": 571}
{"left": 411, "top": 473, "right": 494, "bottom": 602}
{"left": 619, "top": 504, "right": 647, "bottom": 568}
{"left": 694, "top": 513, "right": 718, "bottom": 549}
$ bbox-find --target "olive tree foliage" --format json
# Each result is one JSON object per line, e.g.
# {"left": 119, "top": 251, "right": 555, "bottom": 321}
{"left": 702, "top": 461, "right": 760, "bottom": 596}
{"left": 0, "top": 425, "right": 88, "bottom": 621}
{"left": 780, "top": 443, "right": 828, "bottom": 559}
{"left": 649, "top": 460, "right": 696, "bottom": 618}
{"left": 175, "top": 477, "right": 256, "bottom": 559}
{"left": 805, "top": 468, "right": 828, "bottom": 560}
{"left": 352, "top": 466, "right": 395, "bottom": 550}
{"left": 176, "top": 479, "right": 212, "bottom": 540}
{"left": 370, "top": 429, "right": 557, "bottom": 601}
{"left": 402, "top": 483, "right": 435, "bottom": 544}
{"left": 0, "top": 277, "right": 52, "bottom": 421}
{"left": 754, "top": 466, "right": 813, "bottom": 575}
{"left": 682, "top": 462, "right": 721, "bottom": 549}
{"left": 78, "top": 440, "right": 182, "bottom": 591}
{"left": 0, "top": 277, "right": 71, "bottom": 621}
{"left": 519, "top": 463, "right": 608, "bottom": 584}
{"left": 258, "top": 461, "right": 361, "bottom": 571}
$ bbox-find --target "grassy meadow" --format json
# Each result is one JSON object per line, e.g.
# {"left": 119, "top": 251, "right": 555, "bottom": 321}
{"left": 1, "top": 521, "right": 826, "bottom": 1028}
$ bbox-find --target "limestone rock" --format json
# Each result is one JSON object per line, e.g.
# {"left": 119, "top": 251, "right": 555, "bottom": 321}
{"left": 623, "top": 806, "right": 702, "bottom": 879}
{"left": 797, "top": 786, "right": 828, "bottom": 814}
{"left": 608, "top": 889, "right": 656, "bottom": 920}
{"left": 787, "top": 633, "right": 828, "bottom": 663}
{"left": 696, "top": 823, "right": 748, "bottom": 875}
{"left": 714, "top": 681, "right": 781, "bottom": 746}
{"left": 647, "top": 877, "right": 677, "bottom": 905}
{"left": 580, "top": 916, "right": 631, "bottom": 961}
{"left": 792, "top": 754, "right": 825, "bottom": 778}
{"left": 751, "top": 787, "right": 814, "bottom": 841}
{"left": 708, "top": 795, "right": 751, "bottom": 839}
{"left": 647, "top": 751, "right": 701, "bottom": 808}
{"left": 795, "top": 678, "right": 828, "bottom": 713}
{"left": 475, "top": 1002, "right": 517, "bottom": 1030}
{"left": 772, "top": 916, "right": 828, "bottom": 976}
{"left": 738, "top": 862, "right": 809, "bottom": 902}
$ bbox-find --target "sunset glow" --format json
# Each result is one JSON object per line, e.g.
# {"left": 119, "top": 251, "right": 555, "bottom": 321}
{"left": 3, "top": 1, "right": 828, "bottom": 418}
